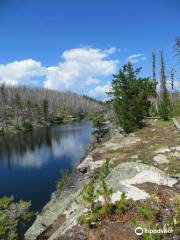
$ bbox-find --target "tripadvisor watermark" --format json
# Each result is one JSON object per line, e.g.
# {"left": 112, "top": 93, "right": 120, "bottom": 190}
{"left": 135, "top": 225, "right": 173, "bottom": 236}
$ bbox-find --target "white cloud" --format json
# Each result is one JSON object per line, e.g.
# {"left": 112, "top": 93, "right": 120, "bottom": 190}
{"left": 127, "top": 53, "right": 146, "bottom": 63}
{"left": 174, "top": 79, "right": 180, "bottom": 89}
{"left": 0, "top": 47, "right": 119, "bottom": 97}
{"left": 44, "top": 47, "right": 118, "bottom": 91}
{"left": 89, "top": 82, "right": 111, "bottom": 100}
{"left": 0, "top": 59, "right": 46, "bottom": 85}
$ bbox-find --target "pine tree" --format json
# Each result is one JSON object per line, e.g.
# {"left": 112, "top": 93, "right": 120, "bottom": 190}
{"left": 91, "top": 112, "right": 107, "bottom": 143}
{"left": 108, "top": 63, "right": 156, "bottom": 133}
{"left": 159, "top": 51, "right": 171, "bottom": 120}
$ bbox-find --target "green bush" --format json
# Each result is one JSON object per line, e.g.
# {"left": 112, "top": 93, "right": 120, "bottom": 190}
{"left": 170, "top": 101, "right": 180, "bottom": 117}
{"left": 91, "top": 112, "right": 108, "bottom": 143}
{"left": 78, "top": 161, "right": 133, "bottom": 227}
{"left": 115, "top": 192, "right": 132, "bottom": 214}
{"left": 0, "top": 196, "right": 34, "bottom": 240}
{"left": 56, "top": 170, "right": 70, "bottom": 192}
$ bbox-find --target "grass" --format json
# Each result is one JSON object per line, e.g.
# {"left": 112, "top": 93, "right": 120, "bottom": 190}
{"left": 56, "top": 170, "right": 70, "bottom": 193}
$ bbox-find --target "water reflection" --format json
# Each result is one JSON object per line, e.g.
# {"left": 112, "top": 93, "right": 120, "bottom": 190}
{"left": 0, "top": 121, "right": 91, "bottom": 169}
{"left": 0, "top": 120, "right": 92, "bottom": 210}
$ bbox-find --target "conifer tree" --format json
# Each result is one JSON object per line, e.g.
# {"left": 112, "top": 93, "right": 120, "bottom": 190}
{"left": 108, "top": 63, "right": 156, "bottom": 133}
{"left": 91, "top": 112, "right": 107, "bottom": 142}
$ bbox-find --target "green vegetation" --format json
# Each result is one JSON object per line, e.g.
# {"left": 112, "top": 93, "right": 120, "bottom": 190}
{"left": 170, "top": 100, "right": 180, "bottom": 117}
{"left": 108, "top": 63, "right": 156, "bottom": 133}
{"left": 0, "top": 196, "right": 34, "bottom": 240}
{"left": 0, "top": 85, "right": 104, "bottom": 135}
{"left": 78, "top": 160, "right": 133, "bottom": 227}
{"left": 91, "top": 112, "right": 108, "bottom": 142}
{"left": 56, "top": 170, "right": 70, "bottom": 193}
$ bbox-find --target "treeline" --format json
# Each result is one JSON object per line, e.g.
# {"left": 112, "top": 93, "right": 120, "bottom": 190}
{"left": 0, "top": 85, "right": 104, "bottom": 133}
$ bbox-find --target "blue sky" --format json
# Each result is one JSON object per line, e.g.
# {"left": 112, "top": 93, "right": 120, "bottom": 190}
{"left": 0, "top": 0, "right": 179, "bottom": 99}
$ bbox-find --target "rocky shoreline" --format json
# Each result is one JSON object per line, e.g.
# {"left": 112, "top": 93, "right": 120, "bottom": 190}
{"left": 25, "top": 120, "right": 180, "bottom": 240}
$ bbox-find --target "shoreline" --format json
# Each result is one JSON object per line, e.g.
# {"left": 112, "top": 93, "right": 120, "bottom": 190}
{"left": 25, "top": 125, "right": 115, "bottom": 240}
{"left": 0, "top": 117, "right": 86, "bottom": 138}
{"left": 25, "top": 119, "right": 180, "bottom": 239}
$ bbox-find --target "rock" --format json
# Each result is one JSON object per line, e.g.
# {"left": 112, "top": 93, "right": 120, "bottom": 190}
{"left": 131, "top": 155, "right": 138, "bottom": 159}
{"left": 153, "top": 154, "right": 169, "bottom": 164}
{"left": 78, "top": 167, "right": 88, "bottom": 174}
{"left": 111, "top": 184, "right": 150, "bottom": 202}
{"left": 172, "top": 117, "right": 180, "bottom": 131}
{"left": 93, "top": 135, "right": 141, "bottom": 154}
{"left": 25, "top": 173, "right": 90, "bottom": 240}
{"left": 155, "top": 147, "right": 171, "bottom": 154}
{"left": 171, "top": 173, "right": 180, "bottom": 178}
{"left": 77, "top": 154, "right": 105, "bottom": 173}
{"left": 175, "top": 146, "right": 180, "bottom": 152}
{"left": 170, "top": 151, "right": 180, "bottom": 159}
{"left": 107, "top": 162, "right": 176, "bottom": 189}
{"left": 97, "top": 162, "right": 176, "bottom": 203}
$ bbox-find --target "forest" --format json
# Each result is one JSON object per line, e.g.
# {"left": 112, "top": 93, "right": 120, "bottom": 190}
{"left": 0, "top": 85, "right": 104, "bottom": 134}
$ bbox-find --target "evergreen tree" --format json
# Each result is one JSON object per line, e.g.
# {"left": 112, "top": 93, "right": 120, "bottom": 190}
{"left": 108, "top": 63, "right": 156, "bottom": 133}
{"left": 91, "top": 112, "right": 107, "bottom": 143}
{"left": 159, "top": 51, "right": 171, "bottom": 120}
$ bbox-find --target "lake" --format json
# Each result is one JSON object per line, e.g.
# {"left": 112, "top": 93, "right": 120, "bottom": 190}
{"left": 0, "top": 120, "right": 92, "bottom": 211}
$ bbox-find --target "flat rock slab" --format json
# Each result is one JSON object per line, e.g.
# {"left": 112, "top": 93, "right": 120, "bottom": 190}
{"left": 96, "top": 162, "right": 177, "bottom": 203}
{"left": 172, "top": 117, "right": 180, "bottom": 131}
{"left": 171, "top": 146, "right": 180, "bottom": 151}
{"left": 153, "top": 154, "right": 169, "bottom": 164}
{"left": 155, "top": 147, "right": 171, "bottom": 154}
{"left": 107, "top": 162, "right": 176, "bottom": 191}
{"left": 93, "top": 136, "right": 141, "bottom": 154}
{"left": 25, "top": 173, "right": 90, "bottom": 240}
{"left": 170, "top": 151, "right": 180, "bottom": 159}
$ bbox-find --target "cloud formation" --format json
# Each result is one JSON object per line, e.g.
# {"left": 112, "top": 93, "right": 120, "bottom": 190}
{"left": 127, "top": 53, "right": 146, "bottom": 63}
{"left": 0, "top": 47, "right": 118, "bottom": 99}
{"left": 89, "top": 82, "right": 111, "bottom": 100}
{"left": 44, "top": 47, "right": 118, "bottom": 91}
{"left": 0, "top": 59, "right": 46, "bottom": 85}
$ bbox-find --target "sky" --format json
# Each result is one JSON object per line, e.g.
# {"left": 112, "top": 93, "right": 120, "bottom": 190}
{"left": 0, "top": 0, "right": 179, "bottom": 99}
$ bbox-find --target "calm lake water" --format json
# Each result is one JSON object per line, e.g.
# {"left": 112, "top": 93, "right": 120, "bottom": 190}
{"left": 0, "top": 120, "right": 92, "bottom": 211}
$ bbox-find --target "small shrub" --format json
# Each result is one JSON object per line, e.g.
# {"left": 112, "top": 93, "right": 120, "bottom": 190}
{"left": 0, "top": 196, "right": 34, "bottom": 240}
{"left": 91, "top": 112, "right": 108, "bottom": 143}
{"left": 115, "top": 192, "right": 132, "bottom": 214}
{"left": 56, "top": 170, "right": 70, "bottom": 192}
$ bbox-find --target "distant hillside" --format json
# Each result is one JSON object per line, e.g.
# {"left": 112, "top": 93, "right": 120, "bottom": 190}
{"left": 0, "top": 85, "right": 104, "bottom": 132}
